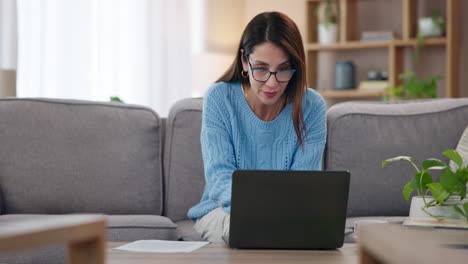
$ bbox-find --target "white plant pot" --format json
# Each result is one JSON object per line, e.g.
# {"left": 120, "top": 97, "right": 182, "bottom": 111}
{"left": 409, "top": 196, "right": 468, "bottom": 220}
{"left": 418, "top": 17, "right": 443, "bottom": 37}
{"left": 318, "top": 23, "right": 338, "bottom": 44}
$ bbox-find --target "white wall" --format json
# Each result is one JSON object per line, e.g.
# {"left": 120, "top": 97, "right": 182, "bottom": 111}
{"left": 245, "top": 0, "right": 306, "bottom": 41}
{"left": 205, "top": 0, "right": 246, "bottom": 54}
{"left": 191, "top": 0, "right": 246, "bottom": 96}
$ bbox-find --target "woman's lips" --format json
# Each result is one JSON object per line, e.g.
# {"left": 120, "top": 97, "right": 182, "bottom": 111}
{"left": 264, "top": 91, "right": 277, "bottom": 98}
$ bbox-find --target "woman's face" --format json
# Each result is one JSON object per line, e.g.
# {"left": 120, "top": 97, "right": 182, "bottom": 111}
{"left": 242, "top": 42, "right": 292, "bottom": 107}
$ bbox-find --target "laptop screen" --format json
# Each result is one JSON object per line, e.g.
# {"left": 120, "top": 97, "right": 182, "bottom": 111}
{"left": 229, "top": 170, "right": 350, "bottom": 249}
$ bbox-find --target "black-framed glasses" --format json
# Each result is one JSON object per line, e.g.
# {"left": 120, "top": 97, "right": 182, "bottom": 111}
{"left": 247, "top": 60, "right": 296, "bottom": 83}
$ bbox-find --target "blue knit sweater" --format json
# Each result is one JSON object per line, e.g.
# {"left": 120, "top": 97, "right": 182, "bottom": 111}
{"left": 187, "top": 82, "right": 327, "bottom": 220}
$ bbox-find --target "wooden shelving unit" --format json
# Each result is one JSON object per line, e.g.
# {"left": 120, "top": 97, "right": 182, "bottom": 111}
{"left": 308, "top": 37, "right": 447, "bottom": 51}
{"left": 318, "top": 89, "right": 385, "bottom": 99}
{"left": 305, "top": 0, "right": 460, "bottom": 99}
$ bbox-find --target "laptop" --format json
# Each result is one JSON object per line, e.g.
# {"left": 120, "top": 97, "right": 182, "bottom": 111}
{"left": 226, "top": 170, "right": 350, "bottom": 249}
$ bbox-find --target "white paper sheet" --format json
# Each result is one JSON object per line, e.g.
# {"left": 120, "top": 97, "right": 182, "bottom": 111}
{"left": 112, "top": 240, "right": 210, "bottom": 253}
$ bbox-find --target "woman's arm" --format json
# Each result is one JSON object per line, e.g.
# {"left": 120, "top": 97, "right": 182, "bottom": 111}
{"left": 201, "top": 87, "right": 237, "bottom": 210}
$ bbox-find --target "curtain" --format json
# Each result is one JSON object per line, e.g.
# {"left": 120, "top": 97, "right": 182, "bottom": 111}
{"left": 16, "top": 0, "right": 192, "bottom": 116}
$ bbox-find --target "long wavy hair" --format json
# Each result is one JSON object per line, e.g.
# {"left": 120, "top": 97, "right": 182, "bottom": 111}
{"left": 216, "top": 11, "right": 308, "bottom": 146}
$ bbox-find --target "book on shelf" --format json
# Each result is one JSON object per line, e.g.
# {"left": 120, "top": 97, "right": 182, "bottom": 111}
{"left": 403, "top": 217, "right": 468, "bottom": 229}
{"left": 358, "top": 80, "right": 389, "bottom": 91}
{"left": 361, "top": 31, "right": 395, "bottom": 42}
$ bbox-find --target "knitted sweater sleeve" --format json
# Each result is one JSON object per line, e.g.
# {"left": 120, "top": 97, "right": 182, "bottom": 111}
{"left": 200, "top": 87, "right": 237, "bottom": 209}
{"left": 291, "top": 93, "right": 327, "bottom": 170}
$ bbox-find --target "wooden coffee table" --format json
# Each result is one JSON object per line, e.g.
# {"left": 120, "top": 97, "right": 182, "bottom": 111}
{"left": 0, "top": 215, "right": 106, "bottom": 264}
{"left": 107, "top": 242, "right": 359, "bottom": 264}
{"left": 359, "top": 223, "right": 468, "bottom": 264}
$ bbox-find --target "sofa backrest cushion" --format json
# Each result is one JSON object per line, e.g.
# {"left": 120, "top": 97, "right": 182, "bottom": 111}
{"left": 325, "top": 98, "right": 468, "bottom": 217}
{"left": 0, "top": 99, "right": 163, "bottom": 214}
{"left": 163, "top": 98, "right": 205, "bottom": 222}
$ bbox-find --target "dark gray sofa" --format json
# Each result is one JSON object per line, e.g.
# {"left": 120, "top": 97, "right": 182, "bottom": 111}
{"left": 1, "top": 97, "right": 468, "bottom": 263}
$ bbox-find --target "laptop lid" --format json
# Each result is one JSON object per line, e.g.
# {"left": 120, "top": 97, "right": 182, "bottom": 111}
{"left": 229, "top": 170, "right": 350, "bottom": 249}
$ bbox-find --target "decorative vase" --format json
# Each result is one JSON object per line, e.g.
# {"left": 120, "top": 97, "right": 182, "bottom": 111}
{"left": 334, "top": 61, "right": 355, "bottom": 90}
{"left": 409, "top": 196, "right": 468, "bottom": 220}
{"left": 418, "top": 17, "right": 443, "bottom": 38}
{"left": 318, "top": 23, "right": 338, "bottom": 44}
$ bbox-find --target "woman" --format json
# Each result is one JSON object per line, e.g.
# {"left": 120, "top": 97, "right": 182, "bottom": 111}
{"left": 188, "top": 11, "right": 327, "bottom": 242}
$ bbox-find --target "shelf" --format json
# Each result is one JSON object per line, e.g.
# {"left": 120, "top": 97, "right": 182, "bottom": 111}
{"left": 308, "top": 41, "right": 390, "bottom": 51}
{"left": 306, "top": 0, "right": 459, "bottom": 99}
{"left": 393, "top": 37, "right": 447, "bottom": 46}
{"left": 307, "top": 38, "right": 447, "bottom": 51}
{"left": 317, "top": 89, "right": 385, "bottom": 99}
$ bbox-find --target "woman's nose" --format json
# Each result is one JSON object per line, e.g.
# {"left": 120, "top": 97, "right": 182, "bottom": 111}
{"left": 265, "top": 73, "right": 279, "bottom": 87}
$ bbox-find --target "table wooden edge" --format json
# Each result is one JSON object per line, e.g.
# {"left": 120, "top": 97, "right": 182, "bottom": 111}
{"left": 0, "top": 215, "right": 107, "bottom": 264}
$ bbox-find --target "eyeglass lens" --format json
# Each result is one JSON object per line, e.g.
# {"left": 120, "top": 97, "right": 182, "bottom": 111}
{"left": 253, "top": 69, "right": 294, "bottom": 82}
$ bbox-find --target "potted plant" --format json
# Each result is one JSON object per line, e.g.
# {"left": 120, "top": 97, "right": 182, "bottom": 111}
{"left": 316, "top": 0, "right": 338, "bottom": 44}
{"left": 418, "top": 10, "right": 445, "bottom": 38}
{"left": 382, "top": 150, "right": 468, "bottom": 221}
{"left": 110, "top": 96, "right": 124, "bottom": 103}
{"left": 385, "top": 71, "right": 442, "bottom": 100}
{"left": 414, "top": 10, "right": 445, "bottom": 61}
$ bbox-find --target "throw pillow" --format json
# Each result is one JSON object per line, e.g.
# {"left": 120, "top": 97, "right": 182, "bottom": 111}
{"left": 450, "top": 125, "right": 468, "bottom": 170}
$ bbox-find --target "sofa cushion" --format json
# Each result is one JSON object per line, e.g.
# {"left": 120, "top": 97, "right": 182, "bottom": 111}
{"left": 164, "top": 98, "right": 205, "bottom": 222}
{"left": 0, "top": 99, "right": 163, "bottom": 214}
{"left": 107, "top": 214, "right": 178, "bottom": 241}
{"left": 0, "top": 244, "right": 66, "bottom": 264}
{"left": 451, "top": 125, "right": 468, "bottom": 169}
{"left": 0, "top": 214, "right": 178, "bottom": 241}
{"left": 326, "top": 99, "right": 468, "bottom": 217}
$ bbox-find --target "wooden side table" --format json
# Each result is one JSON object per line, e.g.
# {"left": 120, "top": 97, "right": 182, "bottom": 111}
{"left": 0, "top": 215, "right": 107, "bottom": 264}
{"left": 358, "top": 223, "right": 468, "bottom": 264}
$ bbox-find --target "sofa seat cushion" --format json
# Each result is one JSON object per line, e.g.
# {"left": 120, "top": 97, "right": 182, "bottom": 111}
{"left": 344, "top": 216, "right": 407, "bottom": 243}
{"left": 107, "top": 215, "right": 178, "bottom": 241}
{"left": 175, "top": 219, "right": 204, "bottom": 241}
{"left": 0, "top": 214, "right": 178, "bottom": 241}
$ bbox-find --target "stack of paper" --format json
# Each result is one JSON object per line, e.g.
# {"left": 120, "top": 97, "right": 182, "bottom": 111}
{"left": 113, "top": 240, "right": 210, "bottom": 253}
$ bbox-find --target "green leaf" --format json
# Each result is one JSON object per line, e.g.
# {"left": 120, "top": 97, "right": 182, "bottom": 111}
{"left": 440, "top": 167, "right": 465, "bottom": 194}
{"left": 403, "top": 182, "right": 414, "bottom": 202}
{"left": 458, "top": 185, "right": 467, "bottom": 201}
{"left": 453, "top": 205, "right": 466, "bottom": 218}
{"left": 456, "top": 167, "right": 468, "bottom": 183}
{"left": 464, "top": 202, "right": 468, "bottom": 221}
{"left": 110, "top": 96, "right": 124, "bottom": 103}
{"left": 426, "top": 183, "right": 450, "bottom": 203}
{"left": 443, "top": 149, "right": 463, "bottom": 168}
{"left": 382, "top": 156, "right": 414, "bottom": 168}
{"left": 410, "top": 171, "right": 433, "bottom": 193}
{"left": 422, "top": 159, "right": 446, "bottom": 170}
{"left": 400, "top": 71, "right": 415, "bottom": 80}
{"left": 454, "top": 169, "right": 468, "bottom": 199}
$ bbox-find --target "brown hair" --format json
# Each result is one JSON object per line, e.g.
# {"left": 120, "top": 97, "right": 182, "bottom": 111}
{"left": 216, "top": 11, "right": 307, "bottom": 146}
